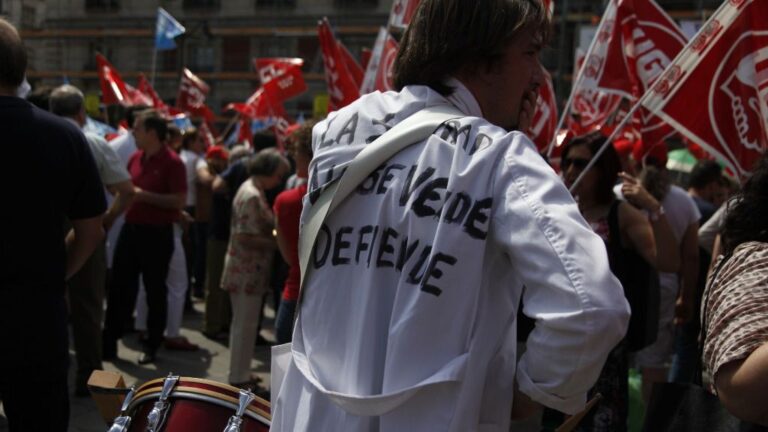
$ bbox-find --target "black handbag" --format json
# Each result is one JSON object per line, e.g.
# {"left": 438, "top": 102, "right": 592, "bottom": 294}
{"left": 607, "top": 200, "right": 660, "bottom": 352}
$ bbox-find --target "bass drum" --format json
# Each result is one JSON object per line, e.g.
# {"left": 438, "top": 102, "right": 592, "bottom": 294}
{"left": 127, "top": 376, "right": 270, "bottom": 431}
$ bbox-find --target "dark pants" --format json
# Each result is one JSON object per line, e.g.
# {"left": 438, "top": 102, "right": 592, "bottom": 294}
{"left": 103, "top": 223, "right": 174, "bottom": 354}
{"left": 0, "top": 377, "right": 69, "bottom": 432}
{"left": 67, "top": 242, "right": 106, "bottom": 386}
{"left": 275, "top": 299, "right": 297, "bottom": 344}
{"left": 191, "top": 221, "right": 208, "bottom": 295}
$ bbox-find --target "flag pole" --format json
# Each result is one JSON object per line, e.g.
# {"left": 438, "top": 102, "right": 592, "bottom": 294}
{"left": 546, "top": 1, "right": 615, "bottom": 158}
{"left": 568, "top": 2, "right": 719, "bottom": 193}
{"left": 151, "top": 47, "right": 158, "bottom": 88}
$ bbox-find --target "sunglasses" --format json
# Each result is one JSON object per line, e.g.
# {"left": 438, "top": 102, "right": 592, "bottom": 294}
{"left": 561, "top": 157, "right": 591, "bottom": 170}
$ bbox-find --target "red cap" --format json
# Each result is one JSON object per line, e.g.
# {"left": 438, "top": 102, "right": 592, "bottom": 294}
{"left": 206, "top": 145, "right": 229, "bottom": 161}
{"left": 632, "top": 139, "right": 668, "bottom": 168}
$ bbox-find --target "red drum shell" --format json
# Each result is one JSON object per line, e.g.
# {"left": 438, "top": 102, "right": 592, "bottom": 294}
{"left": 127, "top": 377, "right": 270, "bottom": 431}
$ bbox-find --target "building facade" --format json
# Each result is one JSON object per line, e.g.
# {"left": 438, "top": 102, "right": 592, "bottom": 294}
{"left": 9, "top": 0, "right": 723, "bottom": 122}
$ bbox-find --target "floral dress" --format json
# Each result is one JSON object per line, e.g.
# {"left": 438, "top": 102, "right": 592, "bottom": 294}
{"left": 220, "top": 179, "right": 274, "bottom": 295}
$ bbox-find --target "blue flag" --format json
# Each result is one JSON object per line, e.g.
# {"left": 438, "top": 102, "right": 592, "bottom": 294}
{"left": 155, "top": 7, "right": 185, "bottom": 51}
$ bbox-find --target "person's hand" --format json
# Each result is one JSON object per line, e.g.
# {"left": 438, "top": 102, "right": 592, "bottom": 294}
{"left": 674, "top": 295, "right": 694, "bottom": 326}
{"left": 179, "top": 210, "right": 194, "bottom": 231}
{"left": 511, "top": 385, "right": 543, "bottom": 421}
{"left": 619, "top": 172, "right": 660, "bottom": 211}
{"left": 518, "top": 88, "right": 539, "bottom": 134}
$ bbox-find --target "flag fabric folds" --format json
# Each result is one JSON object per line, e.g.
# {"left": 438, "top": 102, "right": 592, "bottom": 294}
{"left": 578, "top": 0, "right": 688, "bottom": 147}
{"left": 96, "top": 53, "right": 131, "bottom": 106}
{"left": 155, "top": 7, "right": 185, "bottom": 51}
{"left": 177, "top": 68, "right": 214, "bottom": 121}
{"left": 318, "top": 18, "right": 361, "bottom": 112}
{"left": 641, "top": 0, "right": 768, "bottom": 177}
{"left": 529, "top": 65, "right": 558, "bottom": 152}
{"left": 254, "top": 58, "right": 307, "bottom": 103}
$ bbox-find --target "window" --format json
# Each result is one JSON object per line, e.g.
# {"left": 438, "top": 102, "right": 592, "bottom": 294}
{"left": 221, "top": 37, "right": 250, "bottom": 72}
{"left": 85, "top": 0, "right": 120, "bottom": 10}
{"left": 183, "top": 0, "right": 220, "bottom": 9}
{"left": 334, "top": 0, "right": 378, "bottom": 6}
{"left": 187, "top": 42, "right": 215, "bottom": 72}
{"left": 255, "top": 0, "right": 296, "bottom": 7}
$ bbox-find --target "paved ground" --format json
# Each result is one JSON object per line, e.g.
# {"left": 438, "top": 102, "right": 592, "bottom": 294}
{"left": 0, "top": 297, "right": 276, "bottom": 432}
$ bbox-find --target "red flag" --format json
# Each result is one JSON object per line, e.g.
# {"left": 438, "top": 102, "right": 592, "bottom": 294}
{"left": 226, "top": 87, "right": 286, "bottom": 119}
{"left": 642, "top": 0, "right": 768, "bottom": 178}
{"left": 361, "top": 28, "right": 399, "bottom": 94}
{"left": 339, "top": 44, "right": 364, "bottom": 89}
{"left": 529, "top": 66, "right": 558, "bottom": 152}
{"left": 388, "top": 0, "right": 421, "bottom": 30}
{"left": 361, "top": 48, "right": 373, "bottom": 71}
{"left": 96, "top": 53, "right": 131, "bottom": 106}
{"left": 318, "top": 18, "right": 361, "bottom": 111}
{"left": 236, "top": 115, "right": 253, "bottom": 146}
{"left": 176, "top": 68, "right": 214, "bottom": 121}
{"left": 570, "top": 48, "right": 624, "bottom": 134}
{"left": 137, "top": 73, "right": 168, "bottom": 110}
{"left": 254, "top": 58, "right": 307, "bottom": 103}
{"left": 579, "top": 0, "right": 688, "bottom": 146}
{"left": 124, "top": 83, "right": 153, "bottom": 107}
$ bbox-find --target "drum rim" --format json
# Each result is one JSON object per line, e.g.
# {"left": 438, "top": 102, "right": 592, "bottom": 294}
{"left": 130, "top": 379, "right": 271, "bottom": 423}
{"left": 129, "top": 390, "right": 271, "bottom": 425}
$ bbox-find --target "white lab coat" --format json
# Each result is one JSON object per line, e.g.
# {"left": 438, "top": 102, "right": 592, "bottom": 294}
{"left": 271, "top": 82, "right": 630, "bottom": 431}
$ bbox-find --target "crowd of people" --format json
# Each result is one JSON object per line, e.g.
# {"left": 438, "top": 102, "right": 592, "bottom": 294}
{"left": 2, "top": 0, "right": 768, "bottom": 429}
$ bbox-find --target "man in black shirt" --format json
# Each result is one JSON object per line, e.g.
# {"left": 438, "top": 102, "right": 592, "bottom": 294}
{"left": 0, "top": 18, "right": 106, "bottom": 431}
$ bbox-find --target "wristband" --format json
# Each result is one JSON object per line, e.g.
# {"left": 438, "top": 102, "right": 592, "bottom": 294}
{"left": 649, "top": 205, "right": 665, "bottom": 222}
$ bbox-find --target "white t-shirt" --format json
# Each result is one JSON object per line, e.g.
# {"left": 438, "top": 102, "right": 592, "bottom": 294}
{"left": 271, "top": 83, "right": 630, "bottom": 431}
{"left": 180, "top": 149, "right": 200, "bottom": 207}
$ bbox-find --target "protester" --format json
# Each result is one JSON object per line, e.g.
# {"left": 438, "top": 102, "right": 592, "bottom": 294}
{"left": 106, "top": 104, "right": 151, "bottom": 270}
{"left": 221, "top": 149, "right": 289, "bottom": 386}
{"left": 179, "top": 127, "right": 206, "bottom": 297}
{"left": 273, "top": 121, "right": 315, "bottom": 344}
{"left": 702, "top": 154, "right": 768, "bottom": 427}
{"left": 667, "top": 160, "right": 726, "bottom": 384}
{"left": 49, "top": 84, "right": 136, "bottom": 396}
{"left": 271, "top": 1, "right": 630, "bottom": 430}
{"left": 202, "top": 145, "right": 251, "bottom": 340}
{"left": 618, "top": 151, "right": 699, "bottom": 402}
{"left": 102, "top": 109, "right": 187, "bottom": 365}
{"left": 687, "top": 160, "right": 725, "bottom": 224}
{"left": 561, "top": 133, "right": 661, "bottom": 431}
{"left": 0, "top": 18, "right": 106, "bottom": 430}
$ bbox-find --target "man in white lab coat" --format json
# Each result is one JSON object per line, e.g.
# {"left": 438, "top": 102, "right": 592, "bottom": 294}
{"left": 271, "top": 1, "right": 631, "bottom": 430}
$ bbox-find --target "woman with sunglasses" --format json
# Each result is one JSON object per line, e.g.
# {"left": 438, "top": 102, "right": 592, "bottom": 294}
{"left": 560, "top": 132, "right": 662, "bottom": 431}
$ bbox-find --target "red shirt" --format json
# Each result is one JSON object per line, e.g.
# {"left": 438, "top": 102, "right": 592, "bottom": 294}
{"left": 125, "top": 147, "right": 187, "bottom": 225}
{"left": 273, "top": 183, "right": 307, "bottom": 301}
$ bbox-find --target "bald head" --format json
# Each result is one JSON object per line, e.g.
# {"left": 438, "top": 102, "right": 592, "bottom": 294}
{"left": 0, "top": 18, "right": 27, "bottom": 93}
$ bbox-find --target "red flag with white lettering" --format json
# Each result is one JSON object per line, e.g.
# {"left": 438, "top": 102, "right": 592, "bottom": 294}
{"left": 579, "top": 0, "right": 687, "bottom": 146}
{"left": 318, "top": 18, "right": 361, "bottom": 111}
{"left": 529, "top": 66, "right": 558, "bottom": 151}
{"left": 388, "top": 0, "right": 421, "bottom": 30}
{"left": 176, "top": 68, "right": 215, "bottom": 121}
{"left": 641, "top": 0, "right": 768, "bottom": 177}
{"left": 96, "top": 54, "right": 131, "bottom": 106}
{"left": 254, "top": 58, "right": 307, "bottom": 103}
{"left": 137, "top": 73, "right": 168, "bottom": 110}
{"left": 226, "top": 87, "right": 287, "bottom": 120}
{"left": 570, "top": 48, "right": 624, "bottom": 134}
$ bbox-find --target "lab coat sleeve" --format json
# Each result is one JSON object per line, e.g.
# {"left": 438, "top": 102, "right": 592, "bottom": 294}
{"left": 491, "top": 133, "right": 630, "bottom": 415}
